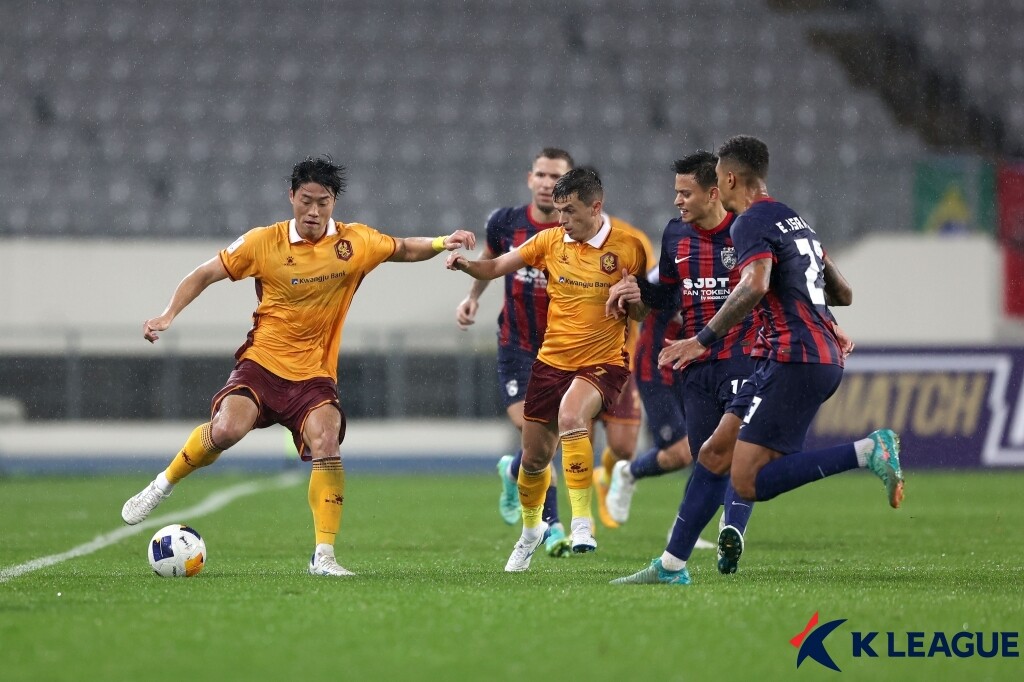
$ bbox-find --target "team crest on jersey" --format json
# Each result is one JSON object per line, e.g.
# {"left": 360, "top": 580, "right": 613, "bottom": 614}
{"left": 600, "top": 252, "right": 618, "bottom": 274}
{"left": 284, "top": 256, "right": 295, "bottom": 266}
{"left": 721, "top": 246, "right": 737, "bottom": 270}
{"left": 335, "top": 239, "right": 354, "bottom": 261}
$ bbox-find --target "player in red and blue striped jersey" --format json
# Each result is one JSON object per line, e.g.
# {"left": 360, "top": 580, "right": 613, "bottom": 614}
{"left": 605, "top": 151, "right": 757, "bottom": 567}
{"left": 455, "top": 147, "right": 574, "bottom": 557}
{"left": 612, "top": 136, "right": 902, "bottom": 587}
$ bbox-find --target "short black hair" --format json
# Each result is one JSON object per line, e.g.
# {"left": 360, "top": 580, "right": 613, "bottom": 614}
{"left": 576, "top": 165, "right": 601, "bottom": 184}
{"left": 552, "top": 167, "right": 603, "bottom": 205}
{"left": 536, "top": 147, "right": 575, "bottom": 168}
{"left": 717, "top": 135, "right": 769, "bottom": 179}
{"left": 290, "top": 155, "right": 347, "bottom": 197}
{"left": 672, "top": 150, "right": 718, "bottom": 189}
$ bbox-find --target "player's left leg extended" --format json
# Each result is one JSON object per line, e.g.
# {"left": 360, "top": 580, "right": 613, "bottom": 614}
{"left": 304, "top": 404, "right": 353, "bottom": 577}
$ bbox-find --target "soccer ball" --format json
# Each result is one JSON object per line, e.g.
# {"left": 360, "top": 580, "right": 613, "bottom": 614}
{"left": 148, "top": 524, "right": 207, "bottom": 578}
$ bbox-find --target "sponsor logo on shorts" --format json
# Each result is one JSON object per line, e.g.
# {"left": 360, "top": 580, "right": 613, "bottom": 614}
{"left": 506, "top": 380, "right": 518, "bottom": 396}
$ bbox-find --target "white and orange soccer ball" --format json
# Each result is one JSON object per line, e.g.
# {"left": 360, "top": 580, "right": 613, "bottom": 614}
{"left": 148, "top": 524, "right": 207, "bottom": 578}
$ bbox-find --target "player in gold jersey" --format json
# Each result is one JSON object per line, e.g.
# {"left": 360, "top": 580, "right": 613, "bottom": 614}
{"left": 121, "top": 156, "right": 475, "bottom": 577}
{"left": 447, "top": 168, "right": 649, "bottom": 572}
{"left": 592, "top": 212, "right": 658, "bottom": 529}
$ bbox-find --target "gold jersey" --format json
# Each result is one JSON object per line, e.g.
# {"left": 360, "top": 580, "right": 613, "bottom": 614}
{"left": 219, "top": 218, "right": 396, "bottom": 382}
{"left": 517, "top": 217, "right": 648, "bottom": 371}
{"left": 608, "top": 216, "right": 657, "bottom": 371}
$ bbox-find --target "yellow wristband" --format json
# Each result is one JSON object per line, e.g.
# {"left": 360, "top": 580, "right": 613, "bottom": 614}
{"left": 431, "top": 235, "right": 448, "bottom": 252}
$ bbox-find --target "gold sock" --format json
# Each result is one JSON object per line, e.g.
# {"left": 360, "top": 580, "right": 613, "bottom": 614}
{"left": 561, "top": 428, "right": 594, "bottom": 519}
{"left": 164, "top": 423, "right": 223, "bottom": 484}
{"left": 518, "top": 466, "right": 550, "bottom": 529}
{"left": 601, "top": 447, "right": 617, "bottom": 479}
{"left": 308, "top": 458, "right": 345, "bottom": 546}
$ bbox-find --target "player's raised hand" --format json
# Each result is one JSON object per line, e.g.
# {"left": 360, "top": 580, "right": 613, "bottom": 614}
{"left": 658, "top": 336, "right": 707, "bottom": 370}
{"left": 143, "top": 314, "right": 173, "bottom": 343}
{"left": 443, "top": 230, "right": 476, "bottom": 251}
{"left": 606, "top": 267, "right": 640, "bottom": 319}
{"left": 456, "top": 296, "right": 478, "bottom": 329}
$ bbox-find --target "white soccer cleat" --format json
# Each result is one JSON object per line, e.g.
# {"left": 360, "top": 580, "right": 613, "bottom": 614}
{"left": 121, "top": 480, "right": 170, "bottom": 525}
{"left": 505, "top": 522, "right": 548, "bottom": 572}
{"left": 308, "top": 546, "right": 355, "bottom": 577}
{"left": 570, "top": 517, "right": 597, "bottom": 553}
{"left": 606, "top": 460, "right": 637, "bottom": 524}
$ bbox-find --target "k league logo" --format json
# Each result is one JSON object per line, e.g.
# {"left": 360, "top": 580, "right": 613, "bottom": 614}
{"left": 790, "top": 611, "right": 1020, "bottom": 672}
{"left": 791, "top": 612, "right": 846, "bottom": 671}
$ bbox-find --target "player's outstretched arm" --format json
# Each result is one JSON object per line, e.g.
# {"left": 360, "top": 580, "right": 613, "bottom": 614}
{"left": 659, "top": 257, "right": 771, "bottom": 370}
{"left": 447, "top": 248, "right": 526, "bottom": 281}
{"left": 456, "top": 244, "right": 498, "bottom": 330}
{"left": 390, "top": 230, "right": 477, "bottom": 263}
{"left": 822, "top": 253, "right": 853, "bottom": 306}
{"left": 144, "top": 257, "right": 230, "bottom": 343}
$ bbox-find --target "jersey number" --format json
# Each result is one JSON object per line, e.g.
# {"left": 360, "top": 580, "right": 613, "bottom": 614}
{"left": 795, "top": 238, "right": 826, "bottom": 306}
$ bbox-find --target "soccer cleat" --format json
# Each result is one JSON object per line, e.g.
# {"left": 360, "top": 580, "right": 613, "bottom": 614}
{"left": 496, "top": 455, "right": 521, "bottom": 525}
{"left": 593, "top": 467, "right": 620, "bottom": 528}
{"left": 505, "top": 522, "right": 548, "bottom": 572}
{"left": 543, "top": 523, "right": 572, "bottom": 558}
{"left": 717, "top": 525, "right": 744, "bottom": 575}
{"left": 606, "top": 460, "right": 637, "bottom": 524}
{"left": 569, "top": 517, "right": 597, "bottom": 553}
{"left": 866, "top": 429, "right": 905, "bottom": 509}
{"left": 610, "top": 558, "right": 691, "bottom": 585}
{"left": 308, "top": 546, "right": 355, "bottom": 577}
{"left": 121, "top": 480, "right": 171, "bottom": 525}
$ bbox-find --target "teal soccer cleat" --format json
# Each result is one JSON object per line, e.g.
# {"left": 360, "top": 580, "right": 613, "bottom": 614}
{"left": 717, "top": 525, "right": 744, "bottom": 575}
{"left": 610, "top": 558, "right": 691, "bottom": 585}
{"left": 543, "top": 523, "right": 572, "bottom": 558}
{"left": 866, "top": 429, "right": 905, "bottom": 509}
{"left": 497, "top": 455, "right": 521, "bottom": 524}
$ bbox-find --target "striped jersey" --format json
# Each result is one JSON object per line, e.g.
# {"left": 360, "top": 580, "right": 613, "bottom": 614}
{"left": 485, "top": 205, "right": 560, "bottom": 354}
{"left": 516, "top": 217, "right": 648, "bottom": 371}
{"left": 731, "top": 198, "right": 844, "bottom": 366}
{"left": 219, "top": 218, "right": 396, "bottom": 382}
{"left": 635, "top": 306, "right": 684, "bottom": 386}
{"left": 659, "top": 212, "right": 758, "bottom": 362}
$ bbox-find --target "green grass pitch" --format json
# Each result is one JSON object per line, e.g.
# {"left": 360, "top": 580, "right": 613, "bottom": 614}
{"left": 1, "top": 468, "right": 1021, "bottom": 681}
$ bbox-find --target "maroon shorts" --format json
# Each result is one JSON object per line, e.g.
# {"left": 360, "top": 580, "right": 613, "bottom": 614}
{"left": 211, "top": 359, "right": 345, "bottom": 461}
{"left": 600, "top": 372, "right": 642, "bottom": 425}
{"left": 523, "top": 359, "right": 630, "bottom": 425}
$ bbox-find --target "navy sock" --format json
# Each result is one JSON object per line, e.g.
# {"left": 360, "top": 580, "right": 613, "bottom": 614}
{"left": 542, "top": 483, "right": 560, "bottom": 526}
{"left": 629, "top": 446, "right": 666, "bottom": 480}
{"left": 666, "top": 462, "right": 728, "bottom": 561}
{"left": 509, "top": 450, "right": 523, "bottom": 480}
{"left": 753, "top": 443, "right": 859, "bottom": 501}
{"left": 723, "top": 481, "right": 754, "bottom": 534}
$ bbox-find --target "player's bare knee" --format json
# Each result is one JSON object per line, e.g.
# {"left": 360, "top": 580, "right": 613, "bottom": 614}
{"left": 730, "top": 470, "right": 757, "bottom": 501}
{"left": 696, "top": 443, "right": 730, "bottom": 475}
{"left": 209, "top": 419, "right": 247, "bottom": 449}
{"left": 556, "top": 412, "right": 588, "bottom": 434}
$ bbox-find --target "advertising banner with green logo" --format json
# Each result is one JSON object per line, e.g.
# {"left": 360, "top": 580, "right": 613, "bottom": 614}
{"left": 913, "top": 156, "right": 995, "bottom": 234}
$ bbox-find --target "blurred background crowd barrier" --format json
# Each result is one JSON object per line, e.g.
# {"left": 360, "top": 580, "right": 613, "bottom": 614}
{"left": 1, "top": 0, "right": 1022, "bottom": 470}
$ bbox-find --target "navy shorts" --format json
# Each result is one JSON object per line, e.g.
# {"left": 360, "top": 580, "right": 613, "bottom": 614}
{"left": 637, "top": 375, "right": 687, "bottom": 450}
{"left": 680, "top": 355, "right": 756, "bottom": 455}
{"left": 496, "top": 345, "right": 536, "bottom": 408}
{"left": 728, "top": 359, "right": 844, "bottom": 455}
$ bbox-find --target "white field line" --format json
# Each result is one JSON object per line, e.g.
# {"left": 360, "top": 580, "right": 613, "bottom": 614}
{"left": 0, "top": 471, "right": 303, "bottom": 583}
